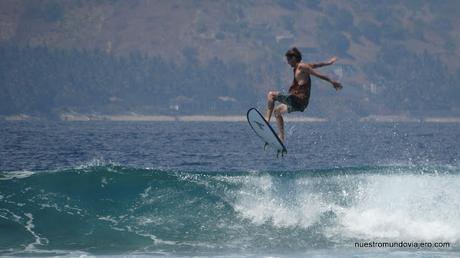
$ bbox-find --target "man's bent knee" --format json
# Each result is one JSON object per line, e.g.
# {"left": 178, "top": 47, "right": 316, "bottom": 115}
{"left": 267, "top": 91, "right": 278, "bottom": 100}
{"left": 274, "top": 105, "right": 288, "bottom": 117}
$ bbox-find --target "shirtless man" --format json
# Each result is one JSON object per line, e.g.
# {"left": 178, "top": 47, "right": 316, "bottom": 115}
{"left": 265, "top": 47, "right": 343, "bottom": 143}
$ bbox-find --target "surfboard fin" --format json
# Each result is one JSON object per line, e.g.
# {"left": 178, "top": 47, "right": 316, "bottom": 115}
{"left": 277, "top": 149, "right": 287, "bottom": 158}
{"left": 247, "top": 108, "right": 287, "bottom": 155}
{"left": 282, "top": 149, "right": 287, "bottom": 157}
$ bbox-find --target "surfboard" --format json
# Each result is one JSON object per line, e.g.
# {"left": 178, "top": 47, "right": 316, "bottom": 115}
{"left": 247, "top": 108, "right": 287, "bottom": 157}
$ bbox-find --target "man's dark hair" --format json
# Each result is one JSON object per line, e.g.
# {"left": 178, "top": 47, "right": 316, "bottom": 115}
{"left": 285, "top": 47, "right": 302, "bottom": 61}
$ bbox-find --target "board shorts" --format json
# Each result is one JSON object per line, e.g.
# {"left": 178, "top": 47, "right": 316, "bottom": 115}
{"left": 275, "top": 93, "right": 307, "bottom": 113}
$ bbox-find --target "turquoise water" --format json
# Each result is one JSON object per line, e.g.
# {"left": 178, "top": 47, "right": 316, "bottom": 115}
{"left": 0, "top": 121, "right": 459, "bottom": 257}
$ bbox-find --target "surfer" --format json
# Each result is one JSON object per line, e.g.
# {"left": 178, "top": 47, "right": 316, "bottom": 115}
{"left": 265, "top": 47, "right": 343, "bottom": 143}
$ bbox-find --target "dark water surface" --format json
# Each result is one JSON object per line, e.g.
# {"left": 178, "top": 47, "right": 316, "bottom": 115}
{"left": 1, "top": 121, "right": 458, "bottom": 171}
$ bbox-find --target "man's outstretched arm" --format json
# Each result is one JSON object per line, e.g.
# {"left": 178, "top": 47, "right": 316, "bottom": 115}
{"left": 304, "top": 65, "right": 343, "bottom": 90}
{"left": 310, "top": 56, "right": 337, "bottom": 69}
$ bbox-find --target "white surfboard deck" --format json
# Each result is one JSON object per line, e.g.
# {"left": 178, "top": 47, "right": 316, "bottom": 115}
{"left": 247, "top": 108, "right": 287, "bottom": 156}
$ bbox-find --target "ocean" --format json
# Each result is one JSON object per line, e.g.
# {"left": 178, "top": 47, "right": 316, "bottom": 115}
{"left": 0, "top": 120, "right": 459, "bottom": 257}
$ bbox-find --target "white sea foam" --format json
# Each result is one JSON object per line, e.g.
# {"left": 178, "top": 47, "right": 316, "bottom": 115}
{"left": 0, "top": 209, "right": 22, "bottom": 223}
{"left": 227, "top": 169, "right": 460, "bottom": 244}
{"left": 134, "top": 231, "right": 177, "bottom": 246}
{"left": 0, "top": 170, "right": 35, "bottom": 180}
{"left": 24, "top": 213, "right": 49, "bottom": 251}
{"left": 101, "top": 177, "right": 108, "bottom": 187}
{"left": 98, "top": 215, "right": 119, "bottom": 225}
{"left": 231, "top": 174, "right": 328, "bottom": 228}
{"left": 337, "top": 174, "right": 460, "bottom": 243}
{"left": 75, "top": 158, "right": 120, "bottom": 170}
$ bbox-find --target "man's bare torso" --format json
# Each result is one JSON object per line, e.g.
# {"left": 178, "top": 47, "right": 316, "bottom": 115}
{"left": 294, "top": 62, "right": 312, "bottom": 87}
{"left": 289, "top": 63, "right": 311, "bottom": 103}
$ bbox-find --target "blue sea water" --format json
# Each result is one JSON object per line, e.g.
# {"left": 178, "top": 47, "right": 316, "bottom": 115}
{"left": 0, "top": 120, "right": 459, "bottom": 257}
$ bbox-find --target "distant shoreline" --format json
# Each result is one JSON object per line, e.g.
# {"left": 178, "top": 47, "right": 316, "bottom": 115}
{"left": 58, "top": 114, "right": 328, "bottom": 122}
{"left": 2, "top": 114, "right": 460, "bottom": 123}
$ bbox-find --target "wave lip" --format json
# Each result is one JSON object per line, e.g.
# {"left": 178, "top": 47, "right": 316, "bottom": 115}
{"left": 0, "top": 170, "right": 36, "bottom": 180}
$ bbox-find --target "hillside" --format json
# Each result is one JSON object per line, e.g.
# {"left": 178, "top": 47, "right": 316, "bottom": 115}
{"left": 1, "top": 0, "right": 460, "bottom": 118}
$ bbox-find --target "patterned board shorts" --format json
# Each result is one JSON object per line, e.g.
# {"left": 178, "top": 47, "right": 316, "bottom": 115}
{"left": 274, "top": 93, "right": 307, "bottom": 113}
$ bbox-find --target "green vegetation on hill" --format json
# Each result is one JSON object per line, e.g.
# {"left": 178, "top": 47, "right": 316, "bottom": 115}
{"left": 0, "top": 46, "right": 258, "bottom": 117}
